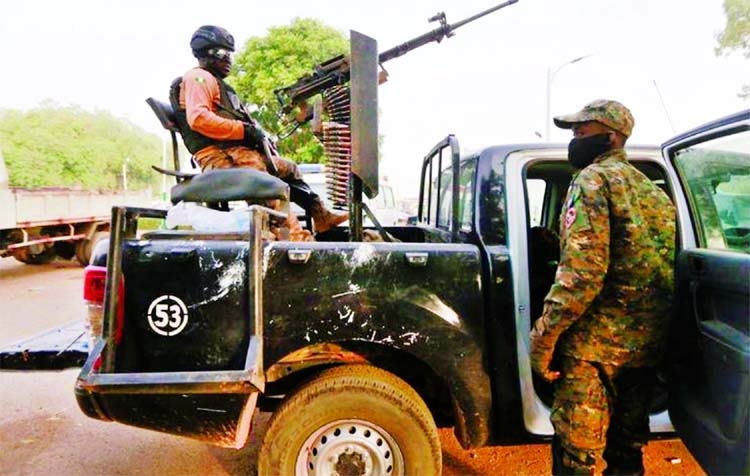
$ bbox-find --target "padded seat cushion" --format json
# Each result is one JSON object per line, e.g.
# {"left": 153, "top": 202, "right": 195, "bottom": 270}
{"left": 170, "top": 168, "right": 288, "bottom": 204}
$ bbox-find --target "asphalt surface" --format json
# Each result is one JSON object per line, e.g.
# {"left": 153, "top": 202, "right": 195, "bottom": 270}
{"left": 0, "top": 257, "right": 705, "bottom": 475}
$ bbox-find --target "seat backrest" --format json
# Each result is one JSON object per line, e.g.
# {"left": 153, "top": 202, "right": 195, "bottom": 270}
{"left": 146, "top": 97, "right": 180, "bottom": 133}
{"left": 146, "top": 97, "right": 186, "bottom": 180}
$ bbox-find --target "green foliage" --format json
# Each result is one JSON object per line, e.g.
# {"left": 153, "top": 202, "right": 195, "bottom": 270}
{"left": 716, "top": 0, "right": 750, "bottom": 57}
{"left": 715, "top": 0, "right": 750, "bottom": 100}
{"left": 0, "top": 103, "right": 162, "bottom": 190}
{"left": 229, "top": 18, "right": 349, "bottom": 163}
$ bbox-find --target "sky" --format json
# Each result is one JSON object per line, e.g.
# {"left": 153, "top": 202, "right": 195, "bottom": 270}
{"left": 1, "top": 0, "right": 748, "bottom": 198}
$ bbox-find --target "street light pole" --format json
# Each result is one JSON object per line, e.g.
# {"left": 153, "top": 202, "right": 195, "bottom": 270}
{"left": 545, "top": 54, "right": 592, "bottom": 141}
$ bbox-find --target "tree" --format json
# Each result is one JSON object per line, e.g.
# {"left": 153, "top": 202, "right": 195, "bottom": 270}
{"left": 230, "top": 18, "right": 349, "bottom": 163}
{"left": 715, "top": 0, "right": 750, "bottom": 100}
{"left": 0, "top": 103, "right": 162, "bottom": 190}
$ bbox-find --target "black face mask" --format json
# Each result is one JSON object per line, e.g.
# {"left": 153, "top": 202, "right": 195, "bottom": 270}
{"left": 567, "top": 133, "right": 611, "bottom": 169}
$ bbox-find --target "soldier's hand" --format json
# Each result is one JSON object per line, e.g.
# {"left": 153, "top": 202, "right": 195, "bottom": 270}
{"left": 243, "top": 123, "right": 266, "bottom": 148}
{"left": 530, "top": 316, "right": 561, "bottom": 382}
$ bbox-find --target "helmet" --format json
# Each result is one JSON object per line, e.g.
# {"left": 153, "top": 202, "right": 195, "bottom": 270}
{"left": 190, "top": 25, "right": 235, "bottom": 55}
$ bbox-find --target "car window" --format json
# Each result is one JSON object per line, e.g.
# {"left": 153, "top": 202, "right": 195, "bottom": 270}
{"left": 435, "top": 158, "right": 477, "bottom": 232}
{"left": 526, "top": 179, "right": 546, "bottom": 227}
{"left": 673, "top": 129, "right": 750, "bottom": 253}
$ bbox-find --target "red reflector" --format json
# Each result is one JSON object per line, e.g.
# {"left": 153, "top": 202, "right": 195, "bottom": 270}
{"left": 83, "top": 265, "right": 107, "bottom": 303}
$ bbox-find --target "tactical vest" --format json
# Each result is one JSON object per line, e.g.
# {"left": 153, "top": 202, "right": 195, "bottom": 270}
{"left": 169, "top": 68, "right": 247, "bottom": 154}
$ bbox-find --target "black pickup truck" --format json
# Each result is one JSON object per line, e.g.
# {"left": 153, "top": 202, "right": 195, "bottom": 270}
{"left": 64, "top": 109, "right": 749, "bottom": 475}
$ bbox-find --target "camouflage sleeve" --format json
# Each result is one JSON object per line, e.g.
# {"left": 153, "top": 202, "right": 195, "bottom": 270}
{"left": 538, "top": 169, "right": 610, "bottom": 342}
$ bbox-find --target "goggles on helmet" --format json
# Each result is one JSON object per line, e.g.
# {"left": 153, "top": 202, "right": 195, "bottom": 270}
{"left": 207, "top": 47, "right": 233, "bottom": 60}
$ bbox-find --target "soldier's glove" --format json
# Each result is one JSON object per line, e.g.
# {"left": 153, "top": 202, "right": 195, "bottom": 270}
{"left": 243, "top": 123, "right": 266, "bottom": 148}
{"left": 530, "top": 315, "right": 561, "bottom": 382}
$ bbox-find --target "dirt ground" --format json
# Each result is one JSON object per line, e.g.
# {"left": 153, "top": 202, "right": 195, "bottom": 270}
{"left": 0, "top": 257, "right": 706, "bottom": 475}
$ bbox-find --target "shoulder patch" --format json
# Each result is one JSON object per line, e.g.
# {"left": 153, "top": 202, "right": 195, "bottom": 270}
{"left": 565, "top": 207, "right": 577, "bottom": 229}
{"left": 194, "top": 76, "right": 206, "bottom": 84}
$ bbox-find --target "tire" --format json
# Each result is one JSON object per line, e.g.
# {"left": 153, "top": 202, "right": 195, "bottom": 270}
{"left": 74, "top": 231, "right": 109, "bottom": 266}
{"left": 258, "top": 365, "right": 441, "bottom": 476}
{"left": 53, "top": 241, "right": 76, "bottom": 260}
{"left": 13, "top": 245, "right": 56, "bottom": 265}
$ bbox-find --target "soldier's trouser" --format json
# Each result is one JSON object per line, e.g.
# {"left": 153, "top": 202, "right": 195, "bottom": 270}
{"left": 550, "top": 358, "right": 656, "bottom": 476}
{"left": 193, "top": 145, "right": 314, "bottom": 241}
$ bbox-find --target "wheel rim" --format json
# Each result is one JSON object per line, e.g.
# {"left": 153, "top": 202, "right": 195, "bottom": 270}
{"left": 295, "top": 419, "right": 404, "bottom": 476}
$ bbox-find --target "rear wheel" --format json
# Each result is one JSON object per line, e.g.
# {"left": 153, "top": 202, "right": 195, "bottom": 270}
{"left": 258, "top": 365, "right": 441, "bottom": 476}
{"left": 74, "top": 231, "right": 109, "bottom": 266}
{"left": 13, "top": 244, "right": 56, "bottom": 265}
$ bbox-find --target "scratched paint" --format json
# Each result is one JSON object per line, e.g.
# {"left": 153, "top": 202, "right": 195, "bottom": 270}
{"left": 348, "top": 243, "right": 376, "bottom": 268}
{"left": 189, "top": 258, "right": 246, "bottom": 308}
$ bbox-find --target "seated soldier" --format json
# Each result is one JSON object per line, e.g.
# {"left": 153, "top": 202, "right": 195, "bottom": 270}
{"left": 170, "top": 25, "right": 348, "bottom": 241}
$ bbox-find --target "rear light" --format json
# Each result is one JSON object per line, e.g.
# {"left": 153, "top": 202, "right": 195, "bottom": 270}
{"left": 82, "top": 265, "right": 126, "bottom": 364}
{"left": 83, "top": 265, "right": 107, "bottom": 303}
{"left": 83, "top": 265, "right": 107, "bottom": 354}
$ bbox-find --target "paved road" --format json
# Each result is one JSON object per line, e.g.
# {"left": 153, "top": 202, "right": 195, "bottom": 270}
{"left": 0, "top": 257, "right": 705, "bottom": 475}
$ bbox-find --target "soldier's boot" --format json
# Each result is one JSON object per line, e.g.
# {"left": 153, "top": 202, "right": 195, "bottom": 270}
{"left": 602, "top": 446, "right": 645, "bottom": 476}
{"left": 286, "top": 212, "right": 315, "bottom": 242}
{"left": 286, "top": 177, "right": 348, "bottom": 233}
{"left": 552, "top": 436, "right": 596, "bottom": 476}
{"left": 266, "top": 199, "right": 314, "bottom": 242}
{"left": 310, "top": 198, "right": 349, "bottom": 234}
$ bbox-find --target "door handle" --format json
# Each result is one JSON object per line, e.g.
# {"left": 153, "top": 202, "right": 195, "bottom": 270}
{"left": 690, "top": 255, "right": 706, "bottom": 274}
{"left": 405, "top": 252, "right": 428, "bottom": 267}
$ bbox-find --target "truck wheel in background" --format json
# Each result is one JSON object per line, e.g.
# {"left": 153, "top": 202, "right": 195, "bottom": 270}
{"left": 258, "top": 365, "right": 441, "bottom": 476}
{"left": 53, "top": 241, "right": 76, "bottom": 260}
{"left": 13, "top": 244, "right": 56, "bottom": 265}
{"left": 74, "top": 231, "right": 109, "bottom": 266}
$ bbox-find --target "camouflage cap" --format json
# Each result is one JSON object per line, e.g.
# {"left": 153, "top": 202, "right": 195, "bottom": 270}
{"left": 554, "top": 99, "right": 635, "bottom": 138}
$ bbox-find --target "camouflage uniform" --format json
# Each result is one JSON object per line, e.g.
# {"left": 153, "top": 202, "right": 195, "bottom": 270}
{"left": 530, "top": 100, "right": 676, "bottom": 475}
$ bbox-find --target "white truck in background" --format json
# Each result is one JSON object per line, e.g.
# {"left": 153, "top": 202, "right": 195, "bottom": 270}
{"left": 0, "top": 149, "right": 151, "bottom": 265}
{"left": 295, "top": 163, "right": 410, "bottom": 226}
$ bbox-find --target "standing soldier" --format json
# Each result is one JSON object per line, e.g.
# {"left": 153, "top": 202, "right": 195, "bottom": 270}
{"left": 170, "top": 25, "right": 348, "bottom": 241}
{"left": 530, "top": 99, "right": 676, "bottom": 475}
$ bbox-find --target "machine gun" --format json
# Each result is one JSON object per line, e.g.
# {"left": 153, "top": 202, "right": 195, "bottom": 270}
{"left": 274, "top": 0, "right": 519, "bottom": 119}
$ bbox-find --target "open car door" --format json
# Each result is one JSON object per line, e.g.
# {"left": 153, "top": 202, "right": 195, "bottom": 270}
{"left": 663, "top": 109, "right": 750, "bottom": 475}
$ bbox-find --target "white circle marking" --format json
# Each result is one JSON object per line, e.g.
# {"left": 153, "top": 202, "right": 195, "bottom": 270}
{"left": 146, "top": 295, "right": 189, "bottom": 336}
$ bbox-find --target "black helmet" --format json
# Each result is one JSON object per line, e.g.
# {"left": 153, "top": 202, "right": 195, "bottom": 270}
{"left": 190, "top": 25, "right": 235, "bottom": 54}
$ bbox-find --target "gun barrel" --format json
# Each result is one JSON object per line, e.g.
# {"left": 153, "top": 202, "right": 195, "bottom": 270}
{"left": 378, "top": 0, "right": 518, "bottom": 64}
{"left": 450, "top": 0, "right": 518, "bottom": 31}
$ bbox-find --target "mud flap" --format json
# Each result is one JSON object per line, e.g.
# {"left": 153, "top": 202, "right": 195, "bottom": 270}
{"left": 75, "top": 335, "right": 263, "bottom": 448}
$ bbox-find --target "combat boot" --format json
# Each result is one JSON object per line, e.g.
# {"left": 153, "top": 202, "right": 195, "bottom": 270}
{"left": 310, "top": 198, "right": 348, "bottom": 233}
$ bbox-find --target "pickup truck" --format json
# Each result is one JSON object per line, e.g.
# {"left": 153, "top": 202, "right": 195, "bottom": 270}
{"left": 69, "top": 107, "right": 750, "bottom": 475}
{"left": 0, "top": 148, "right": 151, "bottom": 265}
